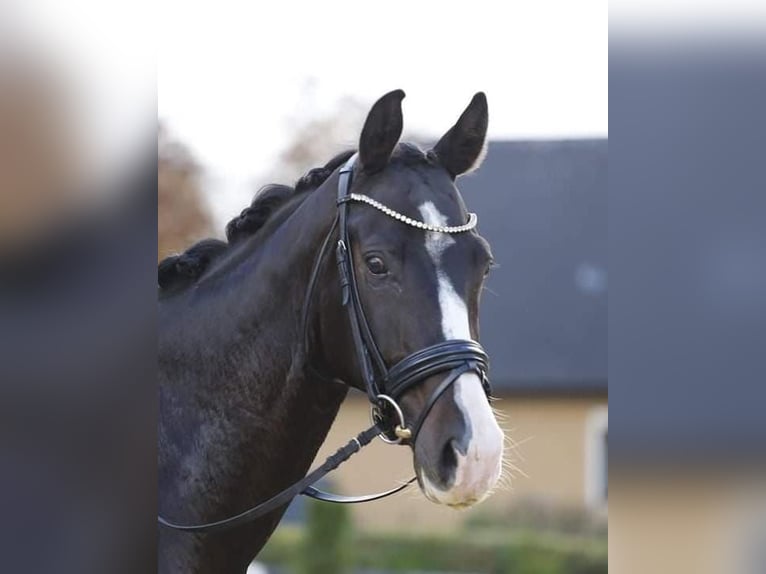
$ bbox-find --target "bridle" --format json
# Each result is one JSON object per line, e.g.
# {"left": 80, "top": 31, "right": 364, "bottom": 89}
{"left": 330, "top": 154, "right": 491, "bottom": 442}
{"left": 158, "top": 154, "right": 492, "bottom": 534}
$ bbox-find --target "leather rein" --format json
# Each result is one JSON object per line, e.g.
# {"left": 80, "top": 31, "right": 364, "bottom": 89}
{"left": 158, "top": 154, "right": 491, "bottom": 534}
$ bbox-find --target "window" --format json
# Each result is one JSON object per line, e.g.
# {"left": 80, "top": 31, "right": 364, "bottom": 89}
{"left": 584, "top": 406, "right": 608, "bottom": 509}
{"left": 735, "top": 495, "right": 766, "bottom": 574}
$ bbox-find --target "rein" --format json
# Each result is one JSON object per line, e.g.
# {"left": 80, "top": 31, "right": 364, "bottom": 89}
{"left": 158, "top": 154, "right": 490, "bottom": 534}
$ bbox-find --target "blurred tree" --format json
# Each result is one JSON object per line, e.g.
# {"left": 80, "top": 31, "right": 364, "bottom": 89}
{"left": 157, "top": 124, "right": 214, "bottom": 260}
{"left": 157, "top": 88, "right": 428, "bottom": 263}
{"left": 267, "top": 90, "right": 430, "bottom": 186}
{"left": 297, "top": 497, "right": 352, "bottom": 574}
{"left": 0, "top": 58, "right": 80, "bottom": 253}
{"left": 266, "top": 94, "right": 366, "bottom": 186}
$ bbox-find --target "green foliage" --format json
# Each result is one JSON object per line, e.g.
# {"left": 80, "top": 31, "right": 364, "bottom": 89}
{"left": 350, "top": 531, "right": 606, "bottom": 574}
{"left": 295, "top": 499, "right": 353, "bottom": 574}
{"left": 260, "top": 525, "right": 607, "bottom": 574}
{"left": 465, "top": 496, "right": 608, "bottom": 538}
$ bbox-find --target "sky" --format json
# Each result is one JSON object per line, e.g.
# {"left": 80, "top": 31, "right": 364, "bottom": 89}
{"left": 3, "top": 0, "right": 607, "bottom": 227}
{"left": 8, "top": 0, "right": 766, "bottom": 226}
{"left": 156, "top": 1, "right": 608, "bottom": 225}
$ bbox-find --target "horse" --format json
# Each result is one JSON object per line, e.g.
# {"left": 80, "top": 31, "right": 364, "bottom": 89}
{"left": 158, "top": 90, "right": 504, "bottom": 573}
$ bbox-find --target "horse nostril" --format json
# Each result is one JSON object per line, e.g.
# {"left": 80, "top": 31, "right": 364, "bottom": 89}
{"left": 437, "top": 439, "right": 458, "bottom": 485}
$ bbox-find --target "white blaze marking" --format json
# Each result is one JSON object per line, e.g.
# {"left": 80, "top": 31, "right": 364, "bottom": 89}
{"left": 418, "top": 202, "right": 504, "bottom": 506}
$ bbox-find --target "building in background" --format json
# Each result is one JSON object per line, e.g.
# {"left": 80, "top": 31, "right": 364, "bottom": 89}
{"left": 608, "top": 58, "right": 766, "bottom": 574}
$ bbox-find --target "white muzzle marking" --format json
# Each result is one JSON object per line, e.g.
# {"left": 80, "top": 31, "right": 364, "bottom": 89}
{"left": 418, "top": 202, "right": 504, "bottom": 507}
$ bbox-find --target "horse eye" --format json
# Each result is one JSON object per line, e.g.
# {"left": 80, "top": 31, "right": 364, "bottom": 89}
{"left": 365, "top": 255, "right": 388, "bottom": 275}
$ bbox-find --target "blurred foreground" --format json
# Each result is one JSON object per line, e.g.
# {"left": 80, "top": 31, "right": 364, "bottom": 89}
{"left": 0, "top": 13, "right": 156, "bottom": 574}
{"left": 257, "top": 498, "right": 606, "bottom": 574}
{"left": 609, "top": 37, "right": 766, "bottom": 574}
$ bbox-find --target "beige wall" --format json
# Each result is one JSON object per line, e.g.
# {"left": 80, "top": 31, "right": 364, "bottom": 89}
{"left": 312, "top": 392, "right": 607, "bottom": 532}
{"left": 610, "top": 472, "right": 766, "bottom": 574}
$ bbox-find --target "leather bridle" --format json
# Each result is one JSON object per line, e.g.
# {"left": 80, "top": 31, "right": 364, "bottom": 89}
{"left": 158, "top": 154, "right": 492, "bottom": 534}
{"left": 331, "top": 154, "right": 491, "bottom": 443}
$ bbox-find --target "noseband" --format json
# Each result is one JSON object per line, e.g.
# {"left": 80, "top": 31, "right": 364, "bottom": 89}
{"left": 158, "top": 154, "right": 492, "bottom": 534}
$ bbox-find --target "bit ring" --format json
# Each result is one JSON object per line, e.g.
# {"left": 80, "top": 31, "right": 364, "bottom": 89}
{"left": 370, "top": 394, "right": 411, "bottom": 444}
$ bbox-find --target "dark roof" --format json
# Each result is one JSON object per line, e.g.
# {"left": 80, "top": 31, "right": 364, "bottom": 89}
{"left": 458, "top": 139, "right": 608, "bottom": 393}
{"left": 606, "top": 54, "right": 766, "bottom": 464}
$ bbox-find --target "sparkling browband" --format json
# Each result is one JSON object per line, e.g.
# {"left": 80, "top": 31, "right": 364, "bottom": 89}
{"left": 346, "top": 193, "right": 478, "bottom": 234}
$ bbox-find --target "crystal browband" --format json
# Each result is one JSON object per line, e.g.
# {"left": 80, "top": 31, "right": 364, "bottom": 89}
{"left": 345, "top": 193, "right": 478, "bottom": 234}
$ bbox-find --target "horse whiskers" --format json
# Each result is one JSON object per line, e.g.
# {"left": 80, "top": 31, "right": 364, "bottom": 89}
{"left": 491, "top": 410, "right": 510, "bottom": 422}
{"left": 503, "top": 431, "right": 532, "bottom": 452}
{"left": 481, "top": 285, "right": 499, "bottom": 297}
{"left": 492, "top": 424, "right": 529, "bottom": 491}
{"left": 495, "top": 452, "right": 525, "bottom": 490}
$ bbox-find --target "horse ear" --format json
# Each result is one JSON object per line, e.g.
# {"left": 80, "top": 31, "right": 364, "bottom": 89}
{"left": 430, "top": 92, "right": 489, "bottom": 179}
{"left": 358, "top": 89, "right": 405, "bottom": 173}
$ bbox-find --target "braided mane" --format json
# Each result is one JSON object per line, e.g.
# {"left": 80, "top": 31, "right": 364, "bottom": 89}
{"left": 158, "top": 150, "right": 355, "bottom": 295}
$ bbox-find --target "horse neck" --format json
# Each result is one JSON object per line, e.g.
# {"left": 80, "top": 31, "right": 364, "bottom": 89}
{"left": 159, "top": 175, "right": 348, "bottom": 566}
{"left": 165, "top": 171, "right": 342, "bottom": 391}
